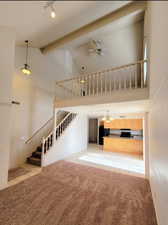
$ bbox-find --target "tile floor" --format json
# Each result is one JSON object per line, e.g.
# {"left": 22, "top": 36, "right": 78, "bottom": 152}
{"left": 66, "top": 144, "right": 145, "bottom": 178}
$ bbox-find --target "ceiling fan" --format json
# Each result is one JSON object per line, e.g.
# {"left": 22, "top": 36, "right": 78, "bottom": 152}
{"left": 87, "top": 39, "right": 105, "bottom": 56}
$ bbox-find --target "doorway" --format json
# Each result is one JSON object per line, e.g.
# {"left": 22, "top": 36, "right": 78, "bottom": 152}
{"left": 88, "top": 118, "right": 98, "bottom": 144}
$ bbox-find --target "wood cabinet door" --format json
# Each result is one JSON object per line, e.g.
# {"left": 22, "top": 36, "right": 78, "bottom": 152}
{"left": 131, "top": 119, "right": 143, "bottom": 130}
{"left": 104, "top": 119, "right": 143, "bottom": 130}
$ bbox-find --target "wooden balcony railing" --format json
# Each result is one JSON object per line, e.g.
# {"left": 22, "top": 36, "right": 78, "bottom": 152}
{"left": 55, "top": 60, "right": 148, "bottom": 100}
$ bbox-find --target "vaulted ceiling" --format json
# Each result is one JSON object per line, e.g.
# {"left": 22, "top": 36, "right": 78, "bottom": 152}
{"left": 69, "top": 19, "right": 144, "bottom": 73}
{"left": 0, "top": 1, "right": 130, "bottom": 47}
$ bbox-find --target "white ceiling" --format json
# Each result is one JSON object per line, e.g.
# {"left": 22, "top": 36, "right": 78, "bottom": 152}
{"left": 0, "top": 1, "right": 130, "bottom": 47}
{"left": 62, "top": 100, "right": 150, "bottom": 118}
{"left": 70, "top": 19, "right": 144, "bottom": 73}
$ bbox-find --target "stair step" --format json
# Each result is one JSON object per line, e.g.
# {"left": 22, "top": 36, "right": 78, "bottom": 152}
{"left": 32, "top": 151, "right": 41, "bottom": 159}
{"left": 36, "top": 146, "right": 42, "bottom": 152}
{"left": 27, "top": 157, "right": 41, "bottom": 166}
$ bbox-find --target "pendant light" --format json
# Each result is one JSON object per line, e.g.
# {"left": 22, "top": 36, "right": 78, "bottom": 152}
{"left": 102, "top": 111, "right": 114, "bottom": 123}
{"left": 21, "top": 40, "right": 32, "bottom": 75}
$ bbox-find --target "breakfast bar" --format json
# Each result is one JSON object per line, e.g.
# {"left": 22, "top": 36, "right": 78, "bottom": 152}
{"left": 103, "top": 135, "right": 143, "bottom": 155}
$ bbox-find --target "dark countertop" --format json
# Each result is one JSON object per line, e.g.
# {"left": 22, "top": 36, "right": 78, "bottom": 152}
{"left": 103, "top": 134, "right": 143, "bottom": 140}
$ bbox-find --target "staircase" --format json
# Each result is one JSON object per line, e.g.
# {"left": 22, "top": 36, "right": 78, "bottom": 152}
{"left": 27, "top": 112, "right": 76, "bottom": 166}
{"left": 26, "top": 60, "right": 148, "bottom": 166}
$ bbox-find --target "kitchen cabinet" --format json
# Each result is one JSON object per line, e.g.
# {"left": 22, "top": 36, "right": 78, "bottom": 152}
{"left": 104, "top": 119, "right": 143, "bottom": 130}
{"left": 104, "top": 137, "right": 143, "bottom": 155}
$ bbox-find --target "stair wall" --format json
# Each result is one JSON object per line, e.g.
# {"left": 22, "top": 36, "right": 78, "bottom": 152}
{"left": 43, "top": 114, "right": 88, "bottom": 166}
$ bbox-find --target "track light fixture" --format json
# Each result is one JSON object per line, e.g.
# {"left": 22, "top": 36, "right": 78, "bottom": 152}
{"left": 44, "top": 1, "right": 56, "bottom": 19}
{"left": 50, "top": 5, "right": 56, "bottom": 18}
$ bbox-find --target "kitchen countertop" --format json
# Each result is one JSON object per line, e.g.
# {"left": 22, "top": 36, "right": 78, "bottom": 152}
{"left": 103, "top": 134, "right": 143, "bottom": 140}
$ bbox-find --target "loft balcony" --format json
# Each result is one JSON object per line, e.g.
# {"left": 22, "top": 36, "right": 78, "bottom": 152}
{"left": 55, "top": 60, "right": 149, "bottom": 108}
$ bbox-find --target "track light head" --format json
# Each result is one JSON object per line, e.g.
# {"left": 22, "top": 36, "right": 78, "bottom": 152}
{"left": 50, "top": 5, "right": 56, "bottom": 18}
{"left": 44, "top": 2, "right": 56, "bottom": 19}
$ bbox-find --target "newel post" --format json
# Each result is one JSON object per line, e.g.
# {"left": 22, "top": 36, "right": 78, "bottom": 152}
{"left": 41, "top": 137, "right": 45, "bottom": 167}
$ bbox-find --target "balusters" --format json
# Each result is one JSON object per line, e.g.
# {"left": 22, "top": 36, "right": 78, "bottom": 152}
{"left": 118, "top": 70, "right": 121, "bottom": 90}
{"left": 113, "top": 72, "right": 116, "bottom": 90}
{"left": 61, "top": 123, "right": 63, "bottom": 134}
{"left": 44, "top": 141, "right": 47, "bottom": 153}
{"left": 124, "top": 69, "right": 127, "bottom": 89}
{"left": 55, "top": 61, "right": 147, "bottom": 99}
{"left": 77, "top": 77, "right": 80, "bottom": 96}
{"left": 141, "top": 62, "right": 144, "bottom": 88}
{"left": 50, "top": 134, "right": 53, "bottom": 147}
{"left": 134, "top": 65, "right": 138, "bottom": 89}
{"left": 93, "top": 74, "right": 95, "bottom": 95}
{"left": 129, "top": 71, "right": 132, "bottom": 89}
{"left": 144, "top": 61, "right": 148, "bottom": 87}
{"left": 109, "top": 71, "right": 112, "bottom": 93}
{"left": 88, "top": 75, "right": 91, "bottom": 96}
{"left": 96, "top": 73, "right": 99, "bottom": 95}
{"left": 92, "top": 74, "right": 95, "bottom": 96}
{"left": 83, "top": 75, "right": 86, "bottom": 96}
{"left": 91, "top": 75, "right": 93, "bottom": 96}
{"left": 47, "top": 138, "right": 49, "bottom": 150}
{"left": 86, "top": 75, "right": 89, "bottom": 96}
{"left": 104, "top": 73, "right": 107, "bottom": 94}
{"left": 55, "top": 128, "right": 58, "bottom": 140}
{"left": 42, "top": 114, "right": 75, "bottom": 155}
{"left": 100, "top": 73, "right": 103, "bottom": 95}
{"left": 60, "top": 123, "right": 62, "bottom": 134}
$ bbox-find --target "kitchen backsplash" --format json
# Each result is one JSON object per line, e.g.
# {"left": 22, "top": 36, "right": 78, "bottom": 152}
{"left": 109, "top": 129, "right": 142, "bottom": 136}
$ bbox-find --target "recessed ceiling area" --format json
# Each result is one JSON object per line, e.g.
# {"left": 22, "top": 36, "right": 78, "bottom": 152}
{"left": 0, "top": 1, "right": 130, "bottom": 47}
{"left": 62, "top": 100, "right": 150, "bottom": 118}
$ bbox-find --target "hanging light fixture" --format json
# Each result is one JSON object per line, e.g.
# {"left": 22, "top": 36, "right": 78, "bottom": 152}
{"left": 21, "top": 40, "right": 32, "bottom": 75}
{"left": 102, "top": 111, "right": 114, "bottom": 123}
{"left": 44, "top": 2, "right": 56, "bottom": 19}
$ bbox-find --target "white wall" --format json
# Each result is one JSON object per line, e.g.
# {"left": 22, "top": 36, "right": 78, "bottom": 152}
{"left": 71, "top": 21, "right": 144, "bottom": 73}
{"left": 0, "top": 27, "right": 15, "bottom": 189}
{"left": 43, "top": 115, "right": 88, "bottom": 166}
{"left": 48, "top": 49, "right": 79, "bottom": 77}
{"left": 148, "top": 2, "right": 168, "bottom": 225}
{"left": 10, "top": 47, "right": 70, "bottom": 169}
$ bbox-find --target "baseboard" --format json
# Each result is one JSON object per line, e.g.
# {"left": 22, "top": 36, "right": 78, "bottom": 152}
{"left": 149, "top": 178, "right": 161, "bottom": 225}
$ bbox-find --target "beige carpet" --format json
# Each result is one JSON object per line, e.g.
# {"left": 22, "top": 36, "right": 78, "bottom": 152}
{"left": 1, "top": 161, "right": 157, "bottom": 225}
{"left": 8, "top": 167, "right": 29, "bottom": 181}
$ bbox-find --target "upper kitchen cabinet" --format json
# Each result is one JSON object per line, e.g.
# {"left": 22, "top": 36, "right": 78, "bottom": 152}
{"left": 104, "top": 119, "right": 143, "bottom": 130}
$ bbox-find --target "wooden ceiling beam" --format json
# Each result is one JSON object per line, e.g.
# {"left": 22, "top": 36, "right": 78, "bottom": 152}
{"left": 41, "top": 2, "right": 146, "bottom": 54}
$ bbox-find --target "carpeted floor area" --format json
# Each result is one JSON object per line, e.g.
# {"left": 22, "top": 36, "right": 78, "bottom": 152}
{"left": 0, "top": 160, "right": 157, "bottom": 225}
{"left": 8, "top": 167, "right": 29, "bottom": 181}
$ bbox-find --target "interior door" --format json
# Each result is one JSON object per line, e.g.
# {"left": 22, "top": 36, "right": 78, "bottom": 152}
{"left": 89, "top": 118, "right": 98, "bottom": 143}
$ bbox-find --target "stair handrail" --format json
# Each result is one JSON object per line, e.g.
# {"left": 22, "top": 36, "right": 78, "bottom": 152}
{"left": 42, "top": 112, "right": 72, "bottom": 142}
{"left": 55, "top": 112, "right": 72, "bottom": 130}
{"left": 41, "top": 112, "right": 74, "bottom": 161}
{"left": 25, "top": 116, "right": 54, "bottom": 144}
{"left": 55, "top": 59, "right": 147, "bottom": 84}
